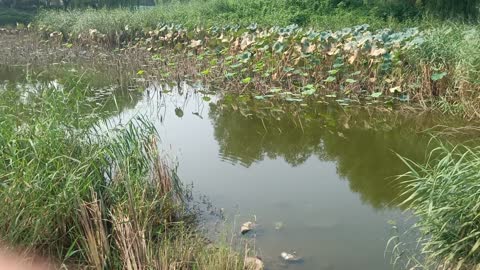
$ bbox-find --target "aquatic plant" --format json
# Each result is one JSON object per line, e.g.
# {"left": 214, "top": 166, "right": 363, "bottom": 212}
{"left": 7, "top": 13, "right": 480, "bottom": 118}
{"left": 0, "top": 79, "right": 244, "bottom": 269}
{"left": 394, "top": 142, "right": 480, "bottom": 269}
{"left": 32, "top": 13, "right": 480, "bottom": 118}
{"left": 36, "top": 22, "right": 429, "bottom": 95}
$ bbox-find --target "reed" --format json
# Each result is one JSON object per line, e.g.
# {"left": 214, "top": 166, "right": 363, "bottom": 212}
{"left": 395, "top": 141, "right": 480, "bottom": 269}
{"left": 0, "top": 79, "right": 244, "bottom": 269}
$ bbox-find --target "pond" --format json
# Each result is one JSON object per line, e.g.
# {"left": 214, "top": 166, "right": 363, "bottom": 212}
{"left": 0, "top": 65, "right": 459, "bottom": 270}
{"left": 102, "top": 81, "right": 436, "bottom": 270}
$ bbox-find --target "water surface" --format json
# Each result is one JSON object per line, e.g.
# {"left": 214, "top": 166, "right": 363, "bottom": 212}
{"left": 0, "top": 49, "right": 472, "bottom": 270}
{"left": 104, "top": 82, "right": 434, "bottom": 270}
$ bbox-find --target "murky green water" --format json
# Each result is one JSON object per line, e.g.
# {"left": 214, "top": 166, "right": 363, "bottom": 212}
{"left": 1, "top": 66, "right": 455, "bottom": 270}
{"left": 100, "top": 81, "right": 437, "bottom": 270}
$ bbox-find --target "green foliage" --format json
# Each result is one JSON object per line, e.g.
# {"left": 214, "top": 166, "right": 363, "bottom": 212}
{"left": 408, "top": 22, "right": 480, "bottom": 87}
{"left": 0, "top": 81, "right": 153, "bottom": 254}
{"left": 422, "top": 0, "right": 480, "bottom": 21}
{"left": 0, "top": 8, "right": 34, "bottom": 25}
{"left": 34, "top": 0, "right": 413, "bottom": 30}
{"left": 397, "top": 142, "right": 480, "bottom": 268}
{"left": 32, "top": 0, "right": 477, "bottom": 32}
{"left": 147, "top": 0, "right": 479, "bottom": 25}
{"left": 2, "top": 0, "right": 478, "bottom": 22}
{"left": 34, "top": 8, "right": 480, "bottom": 116}
{"left": 0, "top": 79, "right": 243, "bottom": 268}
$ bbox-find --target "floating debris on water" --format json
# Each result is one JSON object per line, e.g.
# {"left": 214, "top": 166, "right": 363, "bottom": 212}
{"left": 241, "top": 221, "right": 255, "bottom": 235}
{"left": 280, "top": 252, "right": 303, "bottom": 263}
{"left": 274, "top": 221, "right": 284, "bottom": 231}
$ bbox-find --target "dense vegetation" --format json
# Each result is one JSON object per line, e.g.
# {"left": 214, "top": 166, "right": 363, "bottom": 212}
{"left": 2, "top": 0, "right": 479, "bottom": 26}
{"left": 392, "top": 143, "right": 480, "bottom": 269}
{"left": 0, "top": 78, "right": 244, "bottom": 269}
{"left": 150, "top": 0, "right": 477, "bottom": 26}
{"left": 34, "top": 9, "right": 480, "bottom": 118}
{"left": 142, "top": 0, "right": 479, "bottom": 26}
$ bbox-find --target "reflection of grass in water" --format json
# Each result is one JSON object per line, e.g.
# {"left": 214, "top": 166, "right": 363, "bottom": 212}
{"left": 34, "top": 4, "right": 409, "bottom": 34}
{"left": 0, "top": 62, "right": 147, "bottom": 119}
{"left": 0, "top": 79, "right": 244, "bottom": 269}
{"left": 392, "top": 141, "right": 480, "bottom": 269}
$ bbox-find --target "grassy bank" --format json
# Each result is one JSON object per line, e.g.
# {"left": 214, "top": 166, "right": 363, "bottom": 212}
{"left": 0, "top": 78, "right": 244, "bottom": 269}
{"left": 392, "top": 143, "right": 480, "bottom": 269}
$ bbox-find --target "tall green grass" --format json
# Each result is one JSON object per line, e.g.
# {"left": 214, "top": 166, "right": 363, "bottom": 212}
{"left": 396, "top": 142, "right": 480, "bottom": 269}
{"left": 35, "top": 0, "right": 419, "bottom": 35}
{"left": 405, "top": 22, "right": 480, "bottom": 117}
{"left": 33, "top": 0, "right": 477, "bottom": 29}
{"left": 0, "top": 80, "right": 243, "bottom": 269}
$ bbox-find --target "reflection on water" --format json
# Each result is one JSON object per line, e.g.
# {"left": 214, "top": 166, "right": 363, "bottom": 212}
{"left": 210, "top": 100, "right": 431, "bottom": 209}
{"left": 98, "top": 82, "right": 440, "bottom": 270}
{"left": 1, "top": 71, "right": 444, "bottom": 270}
{"left": 0, "top": 65, "right": 145, "bottom": 123}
